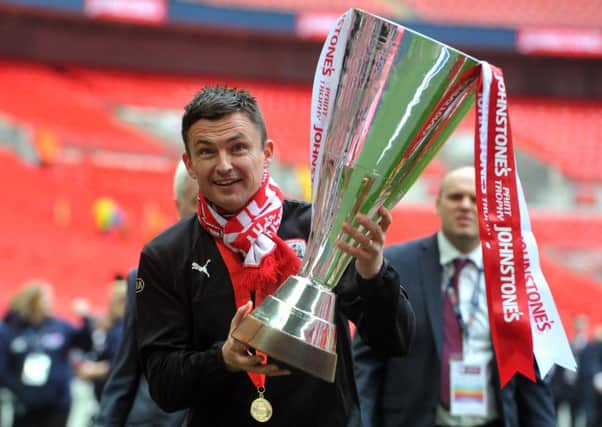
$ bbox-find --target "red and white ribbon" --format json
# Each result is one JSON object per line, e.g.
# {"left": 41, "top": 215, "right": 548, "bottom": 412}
{"left": 309, "top": 10, "right": 352, "bottom": 197}
{"left": 475, "top": 62, "right": 576, "bottom": 386}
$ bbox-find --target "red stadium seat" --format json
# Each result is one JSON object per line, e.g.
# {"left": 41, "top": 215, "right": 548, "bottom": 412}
{"left": 184, "top": 0, "right": 602, "bottom": 28}
{"left": 456, "top": 99, "right": 602, "bottom": 182}
{"left": 0, "top": 62, "right": 171, "bottom": 157}
{"left": 403, "top": 0, "right": 602, "bottom": 29}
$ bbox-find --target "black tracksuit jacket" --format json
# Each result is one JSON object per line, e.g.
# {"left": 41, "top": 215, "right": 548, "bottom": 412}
{"left": 136, "top": 200, "right": 415, "bottom": 427}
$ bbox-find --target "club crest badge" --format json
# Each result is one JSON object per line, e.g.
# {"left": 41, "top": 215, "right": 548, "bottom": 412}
{"left": 135, "top": 278, "right": 145, "bottom": 293}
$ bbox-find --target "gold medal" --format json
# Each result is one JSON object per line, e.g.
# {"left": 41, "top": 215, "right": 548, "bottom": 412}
{"left": 250, "top": 388, "right": 273, "bottom": 422}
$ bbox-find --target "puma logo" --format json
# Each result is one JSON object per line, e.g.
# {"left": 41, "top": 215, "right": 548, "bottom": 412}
{"left": 192, "top": 260, "right": 211, "bottom": 278}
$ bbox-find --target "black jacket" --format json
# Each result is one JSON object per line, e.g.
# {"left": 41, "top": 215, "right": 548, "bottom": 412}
{"left": 136, "top": 200, "right": 415, "bottom": 427}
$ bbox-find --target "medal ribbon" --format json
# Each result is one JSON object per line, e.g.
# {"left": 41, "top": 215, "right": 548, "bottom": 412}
{"left": 216, "top": 242, "right": 268, "bottom": 390}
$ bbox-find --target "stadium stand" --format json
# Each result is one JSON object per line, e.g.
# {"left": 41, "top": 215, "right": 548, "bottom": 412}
{"left": 402, "top": 0, "right": 602, "bottom": 28}
{"left": 3, "top": 62, "right": 600, "bottom": 182}
{"left": 0, "top": 62, "right": 171, "bottom": 157}
{"left": 185, "top": 0, "right": 397, "bottom": 16}
{"left": 456, "top": 100, "right": 602, "bottom": 182}
{"left": 0, "top": 147, "right": 175, "bottom": 319}
{"left": 188, "top": 0, "right": 602, "bottom": 28}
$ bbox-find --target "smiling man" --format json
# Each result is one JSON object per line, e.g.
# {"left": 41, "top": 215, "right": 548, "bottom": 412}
{"left": 134, "top": 86, "right": 415, "bottom": 427}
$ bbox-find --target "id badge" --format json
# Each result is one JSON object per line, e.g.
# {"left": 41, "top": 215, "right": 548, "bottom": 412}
{"left": 21, "top": 352, "right": 52, "bottom": 386}
{"left": 450, "top": 360, "right": 487, "bottom": 416}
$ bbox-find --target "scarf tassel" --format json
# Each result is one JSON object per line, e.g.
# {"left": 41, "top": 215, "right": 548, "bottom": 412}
{"left": 232, "top": 238, "right": 301, "bottom": 309}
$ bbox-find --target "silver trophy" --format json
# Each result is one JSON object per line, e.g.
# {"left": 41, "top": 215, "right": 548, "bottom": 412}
{"left": 232, "top": 8, "right": 479, "bottom": 382}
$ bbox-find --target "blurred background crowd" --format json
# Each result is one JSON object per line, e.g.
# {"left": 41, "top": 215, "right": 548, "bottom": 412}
{"left": 0, "top": 0, "right": 600, "bottom": 426}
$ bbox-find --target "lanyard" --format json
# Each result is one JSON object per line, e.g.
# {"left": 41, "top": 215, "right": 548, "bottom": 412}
{"left": 445, "top": 267, "right": 483, "bottom": 338}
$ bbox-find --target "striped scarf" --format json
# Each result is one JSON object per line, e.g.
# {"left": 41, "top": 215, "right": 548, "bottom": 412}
{"left": 196, "top": 171, "right": 300, "bottom": 308}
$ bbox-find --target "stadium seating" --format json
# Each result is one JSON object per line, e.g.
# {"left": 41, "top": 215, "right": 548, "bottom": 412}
{"left": 0, "top": 61, "right": 600, "bottom": 323}
{"left": 67, "top": 66, "right": 314, "bottom": 165}
{"left": 0, "top": 148, "right": 176, "bottom": 318}
{"left": 187, "top": 0, "right": 602, "bottom": 28}
{"left": 0, "top": 62, "right": 171, "bottom": 157}
{"left": 402, "top": 0, "right": 602, "bottom": 28}
{"left": 3, "top": 62, "right": 595, "bottom": 182}
{"left": 185, "top": 0, "right": 396, "bottom": 16}
{"left": 457, "top": 100, "right": 602, "bottom": 182}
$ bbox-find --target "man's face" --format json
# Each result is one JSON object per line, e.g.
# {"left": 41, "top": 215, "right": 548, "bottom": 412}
{"left": 182, "top": 112, "right": 273, "bottom": 214}
{"left": 436, "top": 168, "right": 479, "bottom": 251}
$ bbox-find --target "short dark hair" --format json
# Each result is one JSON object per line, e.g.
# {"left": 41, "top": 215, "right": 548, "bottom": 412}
{"left": 181, "top": 86, "right": 268, "bottom": 152}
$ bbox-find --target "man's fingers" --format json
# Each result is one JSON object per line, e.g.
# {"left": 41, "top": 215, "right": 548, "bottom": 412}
{"left": 342, "top": 221, "right": 371, "bottom": 247}
{"left": 336, "top": 240, "right": 371, "bottom": 259}
{"left": 267, "top": 369, "right": 292, "bottom": 377}
{"left": 347, "top": 210, "right": 389, "bottom": 247}
{"left": 377, "top": 206, "right": 392, "bottom": 233}
{"left": 231, "top": 353, "right": 290, "bottom": 376}
{"left": 246, "top": 363, "right": 291, "bottom": 376}
{"left": 229, "top": 339, "right": 250, "bottom": 354}
{"left": 234, "top": 353, "right": 264, "bottom": 366}
{"left": 230, "top": 300, "right": 253, "bottom": 331}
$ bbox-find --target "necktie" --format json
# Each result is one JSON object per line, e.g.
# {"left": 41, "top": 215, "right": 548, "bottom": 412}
{"left": 440, "top": 258, "right": 469, "bottom": 410}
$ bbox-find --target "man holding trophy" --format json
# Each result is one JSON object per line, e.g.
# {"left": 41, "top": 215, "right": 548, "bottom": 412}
{"left": 134, "top": 86, "right": 416, "bottom": 426}
{"left": 136, "top": 5, "right": 575, "bottom": 426}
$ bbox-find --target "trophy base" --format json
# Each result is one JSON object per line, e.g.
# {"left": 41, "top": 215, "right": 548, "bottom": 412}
{"left": 231, "top": 275, "right": 338, "bottom": 383}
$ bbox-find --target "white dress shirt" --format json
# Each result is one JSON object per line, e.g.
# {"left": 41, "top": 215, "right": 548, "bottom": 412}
{"left": 435, "top": 231, "right": 499, "bottom": 426}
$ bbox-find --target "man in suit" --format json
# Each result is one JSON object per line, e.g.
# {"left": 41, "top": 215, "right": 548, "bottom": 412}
{"left": 93, "top": 161, "right": 195, "bottom": 426}
{"left": 578, "top": 324, "right": 602, "bottom": 427}
{"left": 352, "top": 166, "right": 556, "bottom": 427}
{"left": 550, "top": 314, "right": 589, "bottom": 426}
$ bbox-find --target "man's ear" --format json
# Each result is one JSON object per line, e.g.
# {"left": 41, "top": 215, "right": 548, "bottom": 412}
{"left": 182, "top": 152, "right": 196, "bottom": 180}
{"left": 263, "top": 139, "right": 275, "bottom": 168}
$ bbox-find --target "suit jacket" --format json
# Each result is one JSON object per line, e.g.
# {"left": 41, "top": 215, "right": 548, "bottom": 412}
{"left": 576, "top": 339, "right": 602, "bottom": 425}
{"left": 352, "top": 234, "right": 556, "bottom": 427}
{"left": 94, "top": 269, "right": 186, "bottom": 427}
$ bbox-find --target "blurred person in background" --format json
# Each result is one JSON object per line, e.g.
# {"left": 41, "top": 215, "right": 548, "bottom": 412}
{"left": 353, "top": 166, "right": 555, "bottom": 427}
{"left": 0, "top": 281, "right": 93, "bottom": 427}
{"left": 92, "top": 160, "right": 195, "bottom": 427}
{"left": 577, "top": 324, "right": 602, "bottom": 427}
{"left": 134, "top": 86, "right": 414, "bottom": 426}
{"left": 550, "top": 314, "right": 590, "bottom": 427}
{"left": 76, "top": 278, "right": 127, "bottom": 402}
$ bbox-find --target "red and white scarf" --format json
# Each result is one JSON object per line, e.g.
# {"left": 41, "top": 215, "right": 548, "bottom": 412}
{"left": 196, "top": 171, "right": 301, "bottom": 310}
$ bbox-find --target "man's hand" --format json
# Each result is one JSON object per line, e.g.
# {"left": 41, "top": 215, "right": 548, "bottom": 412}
{"left": 337, "top": 205, "right": 392, "bottom": 279}
{"left": 222, "top": 301, "right": 290, "bottom": 376}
